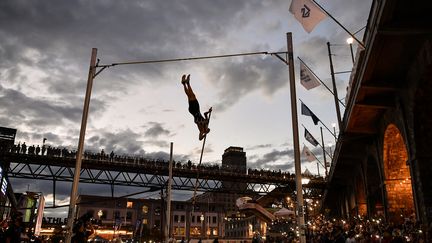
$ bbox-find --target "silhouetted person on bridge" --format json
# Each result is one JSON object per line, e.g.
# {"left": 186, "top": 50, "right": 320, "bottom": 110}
{"left": 110, "top": 151, "right": 114, "bottom": 161}
{"left": 20, "top": 142, "right": 26, "bottom": 154}
{"left": 181, "top": 74, "right": 212, "bottom": 140}
{"left": 35, "top": 145, "right": 40, "bottom": 155}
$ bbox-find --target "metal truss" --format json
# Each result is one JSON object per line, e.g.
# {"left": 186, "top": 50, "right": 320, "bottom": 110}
{"left": 3, "top": 152, "right": 325, "bottom": 197}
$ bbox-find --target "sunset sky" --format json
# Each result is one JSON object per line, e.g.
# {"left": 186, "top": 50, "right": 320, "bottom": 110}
{"left": 0, "top": 0, "right": 372, "bottom": 217}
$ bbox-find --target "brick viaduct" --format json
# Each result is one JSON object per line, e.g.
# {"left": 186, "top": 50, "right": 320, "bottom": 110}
{"left": 323, "top": 0, "right": 432, "bottom": 229}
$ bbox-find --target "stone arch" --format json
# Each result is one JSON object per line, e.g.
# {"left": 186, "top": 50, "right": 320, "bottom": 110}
{"left": 383, "top": 124, "right": 415, "bottom": 222}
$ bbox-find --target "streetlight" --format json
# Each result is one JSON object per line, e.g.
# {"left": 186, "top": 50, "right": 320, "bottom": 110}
{"left": 98, "top": 209, "right": 103, "bottom": 218}
{"left": 200, "top": 214, "right": 204, "bottom": 237}
{"left": 97, "top": 210, "right": 103, "bottom": 228}
{"left": 331, "top": 123, "right": 337, "bottom": 143}
{"left": 346, "top": 37, "right": 355, "bottom": 64}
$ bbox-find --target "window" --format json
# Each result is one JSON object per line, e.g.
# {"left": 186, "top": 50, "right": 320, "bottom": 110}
{"left": 174, "top": 215, "right": 179, "bottom": 222}
{"left": 180, "top": 215, "right": 185, "bottom": 222}
{"left": 127, "top": 201, "right": 133, "bottom": 208}
{"left": 192, "top": 215, "right": 195, "bottom": 223}
{"left": 142, "top": 219, "right": 148, "bottom": 224}
{"left": 126, "top": 211, "right": 133, "bottom": 220}
{"left": 142, "top": 205, "right": 149, "bottom": 214}
{"left": 212, "top": 216, "right": 217, "bottom": 224}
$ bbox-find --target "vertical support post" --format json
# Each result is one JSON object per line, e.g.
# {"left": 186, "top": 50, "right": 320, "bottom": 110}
{"left": 320, "top": 127, "right": 328, "bottom": 177}
{"left": 327, "top": 42, "right": 343, "bottom": 130}
{"left": 165, "top": 142, "right": 174, "bottom": 242}
{"left": 286, "top": 32, "right": 306, "bottom": 243}
{"left": 53, "top": 179, "right": 56, "bottom": 207}
{"left": 65, "top": 48, "right": 97, "bottom": 243}
{"left": 349, "top": 43, "right": 355, "bottom": 64}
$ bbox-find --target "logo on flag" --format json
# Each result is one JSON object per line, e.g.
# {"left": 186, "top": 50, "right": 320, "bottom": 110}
{"left": 301, "top": 102, "right": 320, "bottom": 125}
{"left": 289, "top": 0, "right": 327, "bottom": 33}
{"left": 304, "top": 128, "right": 319, "bottom": 147}
{"left": 302, "top": 145, "right": 315, "bottom": 162}
{"left": 300, "top": 61, "right": 321, "bottom": 90}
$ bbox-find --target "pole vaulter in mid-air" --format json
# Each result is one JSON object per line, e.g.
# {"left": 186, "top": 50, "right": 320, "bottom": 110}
{"left": 181, "top": 74, "right": 212, "bottom": 140}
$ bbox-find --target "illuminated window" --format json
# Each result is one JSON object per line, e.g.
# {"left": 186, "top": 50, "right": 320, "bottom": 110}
{"left": 127, "top": 201, "right": 133, "bottom": 208}
{"left": 142, "top": 219, "right": 148, "bottom": 224}
{"left": 142, "top": 205, "right": 148, "bottom": 214}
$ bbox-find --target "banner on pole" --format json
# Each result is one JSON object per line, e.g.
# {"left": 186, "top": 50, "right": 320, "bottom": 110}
{"left": 289, "top": 0, "right": 327, "bottom": 33}
{"left": 302, "top": 145, "right": 316, "bottom": 162}
{"left": 301, "top": 102, "right": 320, "bottom": 125}
{"left": 300, "top": 61, "right": 321, "bottom": 90}
{"left": 304, "top": 128, "right": 319, "bottom": 146}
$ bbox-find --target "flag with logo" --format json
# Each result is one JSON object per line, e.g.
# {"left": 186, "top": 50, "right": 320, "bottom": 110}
{"left": 301, "top": 102, "right": 320, "bottom": 125}
{"left": 304, "top": 128, "right": 319, "bottom": 146}
{"left": 302, "top": 145, "right": 315, "bottom": 162}
{"left": 300, "top": 61, "right": 321, "bottom": 90}
{"left": 289, "top": 0, "right": 327, "bottom": 33}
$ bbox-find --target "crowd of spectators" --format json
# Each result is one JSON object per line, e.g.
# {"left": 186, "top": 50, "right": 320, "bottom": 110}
{"left": 4, "top": 142, "right": 318, "bottom": 181}
{"left": 266, "top": 214, "right": 428, "bottom": 242}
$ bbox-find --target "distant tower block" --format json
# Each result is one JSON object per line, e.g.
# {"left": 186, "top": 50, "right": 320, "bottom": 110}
{"left": 222, "top": 146, "right": 247, "bottom": 191}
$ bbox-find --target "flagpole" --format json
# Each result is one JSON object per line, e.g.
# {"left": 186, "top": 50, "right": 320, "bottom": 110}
{"left": 297, "top": 57, "right": 345, "bottom": 108}
{"left": 311, "top": 0, "right": 365, "bottom": 49}
{"left": 286, "top": 32, "right": 306, "bottom": 243}
{"left": 320, "top": 127, "right": 328, "bottom": 177}
{"left": 327, "top": 42, "right": 343, "bottom": 131}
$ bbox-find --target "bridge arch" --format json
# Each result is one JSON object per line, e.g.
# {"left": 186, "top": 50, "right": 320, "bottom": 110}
{"left": 382, "top": 124, "right": 415, "bottom": 222}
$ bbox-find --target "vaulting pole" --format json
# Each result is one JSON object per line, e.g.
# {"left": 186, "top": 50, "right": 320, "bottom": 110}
{"left": 286, "top": 32, "right": 306, "bottom": 243}
{"left": 65, "top": 48, "right": 97, "bottom": 243}
{"left": 165, "top": 142, "right": 173, "bottom": 242}
{"left": 327, "top": 42, "right": 343, "bottom": 130}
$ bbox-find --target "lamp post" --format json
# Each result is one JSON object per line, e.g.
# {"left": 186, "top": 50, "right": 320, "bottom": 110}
{"left": 332, "top": 123, "right": 337, "bottom": 144}
{"left": 346, "top": 37, "right": 355, "bottom": 64}
{"left": 328, "top": 143, "right": 333, "bottom": 160}
{"left": 200, "top": 214, "right": 204, "bottom": 238}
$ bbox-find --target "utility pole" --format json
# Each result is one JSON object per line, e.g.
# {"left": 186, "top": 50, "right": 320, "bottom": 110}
{"left": 320, "top": 127, "right": 328, "bottom": 177}
{"left": 286, "top": 32, "right": 306, "bottom": 243}
{"left": 327, "top": 42, "right": 343, "bottom": 130}
{"left": 165, "top": 142, "right": 173, "bottom": 242}
{"left": 65, "top": 48, "right": 97, "bottom": 243}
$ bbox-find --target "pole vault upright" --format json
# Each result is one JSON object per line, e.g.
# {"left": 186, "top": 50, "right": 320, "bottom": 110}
{"left": 286, "top": 32, "right": 306, "bottom": 243}
{"left": 65, "top": 48, "right": 97, "bottom": 243}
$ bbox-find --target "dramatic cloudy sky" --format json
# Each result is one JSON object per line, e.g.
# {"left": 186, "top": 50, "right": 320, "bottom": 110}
{"left": 1, "top": 0, "right": 372, "bottom": 217}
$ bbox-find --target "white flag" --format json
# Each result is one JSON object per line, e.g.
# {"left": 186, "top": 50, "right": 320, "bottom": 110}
{"left": 302, "top": 145, "right": 315, "bottom": 162}
{"left": 300, "top": 61, "right": 321, "bottom": 90}
{"left": 289, "top": 0, "right": 327, "bottom": 33}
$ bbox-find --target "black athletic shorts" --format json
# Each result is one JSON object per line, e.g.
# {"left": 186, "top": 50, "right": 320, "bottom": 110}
{"left": 188, "top": 99, "right": 204, "bottom": 123}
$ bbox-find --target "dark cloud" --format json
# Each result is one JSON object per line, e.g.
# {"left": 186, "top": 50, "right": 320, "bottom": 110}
{"left": 209, "top": 55, "right": 287, "bottom": 111}
{"left": 247, "top": 148, "right": 295, "bottom": 172}
{"left": 246, "top": 143, "right": 273, "bottom": 150}
{"left": 0, "top": 85, "right": 103, "bottom": 127}
{"left": 144, "top": 122, "right": 170, "bottom": 138}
